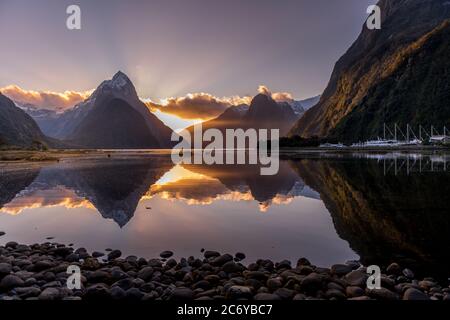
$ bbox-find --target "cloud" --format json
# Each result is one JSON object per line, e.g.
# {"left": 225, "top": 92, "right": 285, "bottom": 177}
{"left": 0, "top": 85, "right": 92, "bottom": 111}
{"left": 146, "top": 86, "right": 296, "bottom": 120}
{"left": 1, "top": 84, "right": 298, "bottom": 120}
{"left": 146, "top": 93, "right": 252, "bottom": 120}
{"left": 258, "top": 85, "right": 294, "bottom": 103}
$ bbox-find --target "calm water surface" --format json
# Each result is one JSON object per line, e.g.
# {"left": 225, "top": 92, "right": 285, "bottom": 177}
{"left": 1, "top": 152, "right": 449, "bottom": 277}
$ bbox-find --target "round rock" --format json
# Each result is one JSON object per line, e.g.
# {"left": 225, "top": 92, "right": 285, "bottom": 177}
{"left": 107, "top": 250, "right": 122, "bottom": 260}
{"left": 159, "top": 251, "right": 174, "bottom": 259}
{"left": 171, "top": 288, "right": 194, "bottom": 301}
{"left": 0, "top": 275, "right": 24, "bottom": 291}
{"left": 254, "top": 293, "right": 281, "bottom": 301}
{"left": 403, "top": 288, "right": 430, "bottom": 301}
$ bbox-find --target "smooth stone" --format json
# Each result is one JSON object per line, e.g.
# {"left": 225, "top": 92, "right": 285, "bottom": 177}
{"left": 402, "top": 268, "right": 415, "bottom": 279}
{"left": 16, "top": 287, "right": 42, "bottom": 298}
{"left": 52, "top": 247, "right": 72, "bottom": 257}
{"left": 166, "top": 259, "right": 177, "bottom": 268}
{"left": 245, "top": 271, "right": 268, "bottom": 281}
{"left": 274, "top": 288, "right": 295, "bottom": 300}
{"left": 24, "top": 278, "right": 37, "bottom": 286}
{"left": 112, "top": 278, "right": 134, "bottom": 290}
{"left": 65, "top": 253, "right": 80, "bottom": 262}
{"left": 126, "top": 288, "right": 144, "bottom": 300}
{"left": 204, "top": 251, "right": 221, "bottom": 259}
{"left": 245, "top": 279, "right": 262, "bottom": 291}
{"left": 254, "top": 293, "right": 281, "bottom": 301}
{"left": 247, "top": 263, "right": 259, "bottom": 271}
{"left": 419, "top": 280, "right": 436, "bottom": 291}
{"left": 192, "top": 280, "right": 211, "bottom": 290}
{"left": 83, "top": 258, "right": 100, "bottom": 270}
{"left": 348, "top": 296, "right": 371, "bottom": 300}
{"left": 204, "top": 275, "right": 221, "bottom": 284}
{"left": 42, "top": 281, "right": 62, "bottom": 289}
{"left": 160, "top": 251, "right": 174, "bottom": 259}
{"left": 85, "top": 284, "right": 111, "bottom": 299}
{"left": 63, "top": 296, "right": 82, "bottom": 301}
{"left": 344, "top": 270, "right": 368, "bottom": 287}
{"left": 0, "top": 263, "right": 12, "bottom": 276}
{"left": 38, "top": 288, "right": 61, "bottom": 300}
{"left": 403, "top": 288, "right": 430, "bottom": 300}
{"left": 212, "top": 254, "right": 233, "bottom": 266}
{"left": 0, "top": 274, "right": 24, "bottom": 291}
{"left": 33, "top": 260, "right": 54, "bottom": 271}
{"left": 88, "top": 270, "right": 111, "bottom": 283}
{"left": 300, "top": 273, "right": 325, "bottom": 292}
{"left": 346, "top": 286, "right": 365, "bottom": 298}
{"left": 222, "top": 261, "right": 243, "bottom": 274}
{"left": 328, "top": 282, "right": 345, "bottom": 291}
{"left": 297, "top": 257, "right": 311, "bottom": 267}
{"left": 5, "top": 242, "right": 18, "bottom": 249}
{"left": 266, "top": 278, "right": 283, "bottom": 291}
{"left": 107, "top": 250, "right": 122, "bottom": 260}
{"left": 276, "top": 260, "right": 292, "bottom": 270}
{"left": 235, "top": 253, "right": 246, "bottom": 261}
{"left": 325, "top": 289, "right": 346, "bottom": 300}
{"left": 133, "top": 278, "right": 145, "bottom": 288}
{"left": 137, "top": 267, "right": 154, "bottom": 281}
{"left": 381, "top": 275, "right": 395, "bottom": 288}
{"left": 92, "top": 251, "right": 105, "bottom": 258}
{"left": 0, "top": 231, "right": 5, "bottom": 237}
{"left": 148, "top": 259, "right": 163, "bottom": 268}
{"left": 226, "top": 286, "right": 252, "bottom": 300}
{"left": 171, "top": 287, "right": 194, "bottom": 301}
{"left": 298, "top": 266, "right": 314, "bottom": 275}
{"left": 386, "top": 263, "right": 401, "bottom": 275}
{"left": 366, "top": 288, "right": 399, "bottom": 300}
{"left": 330, "top": 264, "right": 352, "bottom": 276}
{"left": 345, "top": 260, "right": 361, "bottom": 270}
{"left": 196, "top": 296, "right": 213, "bottom": 301}
{"left": 196, "top": 289, "right": 218, "bottom": 298}
{"left": 293, "top": 293, "right": 307, "bottom": 300}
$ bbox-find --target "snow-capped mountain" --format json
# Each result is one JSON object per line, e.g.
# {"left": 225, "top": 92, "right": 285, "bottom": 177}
{"left": 18, "top": 71, "right": 176, "bottom": 149}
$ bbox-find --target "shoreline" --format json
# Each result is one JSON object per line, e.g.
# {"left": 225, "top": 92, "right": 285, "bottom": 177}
{"left": 0, "top": 241, "right": 449, "bottom": 301}
{"left": 1, "top": 146, "right": 449, "bottom": 164}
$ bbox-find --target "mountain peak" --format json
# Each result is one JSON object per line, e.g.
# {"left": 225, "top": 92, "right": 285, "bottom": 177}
{"left": 108, "top": 71, "right": 133, "bottom": 88}
{"left": 112, "top": 71, "right": 131, "bottom": 84}
{"left": 251, "top": 93, "right": 274, "bottom": 105}
{"left": 90, "top": 71, "right": 137, "bottom": 103}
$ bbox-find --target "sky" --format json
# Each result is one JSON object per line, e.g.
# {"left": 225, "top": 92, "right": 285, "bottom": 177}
{"left": 0, "top": 0, "right": 375, "bottom": 130}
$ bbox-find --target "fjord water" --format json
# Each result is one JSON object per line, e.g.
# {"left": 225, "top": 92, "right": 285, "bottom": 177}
{"left": 1, "top": 152, "right": 449, "bottom": 277}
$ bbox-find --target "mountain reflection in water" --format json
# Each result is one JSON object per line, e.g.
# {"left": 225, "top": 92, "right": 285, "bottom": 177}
{"left": 0, "top": 152, "right": 449, "bottom": 277}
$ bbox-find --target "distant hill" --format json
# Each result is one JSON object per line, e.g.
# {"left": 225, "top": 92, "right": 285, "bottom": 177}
{"left": 187, "top": 94, "right": 300, "bottom": 142}
{"left": 290, "top": 0, "right": 450, "bottom": 142}
{"left": 297, "top": 95, "right": 320, "bottom": 111}
{"left": 245, "top": 94, "right": 298, "bottom": 136}
{"left": 17, "top": 104, "right": 57, "bottom": 135}
{"left": 0, "top": 93, "right": 48, "bottom": 149}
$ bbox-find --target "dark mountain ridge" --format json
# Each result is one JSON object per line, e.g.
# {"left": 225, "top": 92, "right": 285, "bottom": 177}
{"left": 0, "top": 93, "right": 49, "bottom": 148}
{"left": 290, "top": 0, "right": 450, "bottom": 142}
